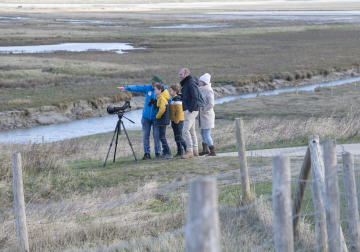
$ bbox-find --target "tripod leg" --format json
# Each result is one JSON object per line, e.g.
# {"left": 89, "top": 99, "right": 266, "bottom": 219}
{"left": 121, "top": 121, "right": 138, "bottom": 162}
{"left": 113, "top": 121, "right": 120, "bottom": 163}
{"left": 103, "top": 120, "right": 120, "bottom": 167}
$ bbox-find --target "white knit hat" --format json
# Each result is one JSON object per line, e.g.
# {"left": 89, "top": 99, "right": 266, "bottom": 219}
{"left": 199, "top": 73, "right": 211, "bottom": 85}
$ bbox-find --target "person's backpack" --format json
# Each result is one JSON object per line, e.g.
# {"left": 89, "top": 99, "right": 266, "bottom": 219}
{"left": 196, "top": 86, "right": 206, "bottom": 107}
{"left": 192, "top": 76, "right": 205, "bottom": 107}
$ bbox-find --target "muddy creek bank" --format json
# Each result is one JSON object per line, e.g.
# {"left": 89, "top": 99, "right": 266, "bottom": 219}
{"left": 1, "top": 68, "right": 359, "bottom": 131}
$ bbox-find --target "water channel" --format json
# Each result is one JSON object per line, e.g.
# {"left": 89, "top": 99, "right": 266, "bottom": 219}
{"left": 0, "top": 43, "right": 140, "bottom": 54}
{"left": 150, "top": 24, "right": 231, "bottom": 29}
{"left": 1, "top": 77, "right": 360, "bottom": 143}
{"left": 0, "top": 16, "right": 118, "bottom": 24}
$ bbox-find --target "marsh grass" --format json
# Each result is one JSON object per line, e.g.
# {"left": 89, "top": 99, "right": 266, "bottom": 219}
{"left": 1, "top": 16, "right": 360, "bottom": 110}
{"left": 0, "top": 157, "right": 317, "bottom": 252}
{"left": 2, "top": 7, "right": 360, "bottom": 249}
{"left": 216, "top": 83, "right": 360, "bottom": 121}
{"left": 1, "top": 115, "right": 358, "bottom": 251}
{"left": 7, "top": 98, "right": 32, "bottom": 105}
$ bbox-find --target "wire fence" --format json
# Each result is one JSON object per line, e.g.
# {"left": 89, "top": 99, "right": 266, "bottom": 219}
{"left": 1, "top": 118, "right": 360, "bottom": 251}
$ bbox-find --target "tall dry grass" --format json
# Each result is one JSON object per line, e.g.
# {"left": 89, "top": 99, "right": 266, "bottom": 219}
{"left": 1, "top": 179, "right": 317, "bottom": 252}
{"left": 7, "top": 98, "right": 32, "bottom": 105}
{"left": 1, "top": 114, "right": 359, "bottom": 251}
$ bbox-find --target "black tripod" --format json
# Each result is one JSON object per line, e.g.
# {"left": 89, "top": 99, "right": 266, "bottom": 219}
{"left": 103, "top": 111, "right": 137, "bottom": 167}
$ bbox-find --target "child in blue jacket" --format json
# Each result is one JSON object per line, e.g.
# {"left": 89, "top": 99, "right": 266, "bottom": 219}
{"left": 117, "top": 75, "right": 171, "bottom": 160}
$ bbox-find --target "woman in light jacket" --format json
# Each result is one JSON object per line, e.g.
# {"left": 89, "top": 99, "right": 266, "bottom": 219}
{"left": 198, "top": 73, "right": 216, "bottom": 156}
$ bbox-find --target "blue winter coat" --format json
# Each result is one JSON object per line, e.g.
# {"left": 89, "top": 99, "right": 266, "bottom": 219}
{"left": 124, "top": 82, "right": 171, "bottom": 120}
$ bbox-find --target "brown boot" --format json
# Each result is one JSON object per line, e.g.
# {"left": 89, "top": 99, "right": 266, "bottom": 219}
{"left": 181, "top": 151, "right": 194, "bottom": 159}
{"left": 208, "top": 145, "right": 217, "bottom": 156}
{"left": 193, "top": 150, "right": 199, "bottom": 157}
{"left": 199, "top": 142, "right": 210, "bottom": 156}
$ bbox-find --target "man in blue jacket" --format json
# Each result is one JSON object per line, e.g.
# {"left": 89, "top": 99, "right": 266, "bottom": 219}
{"left": 117, "top": 75, "right": 171, "bottom": 160}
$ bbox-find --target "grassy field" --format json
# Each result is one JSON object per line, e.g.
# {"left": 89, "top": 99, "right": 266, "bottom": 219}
{"left": 1, "top": 114, "right": 356, "bottom": 251}
{"left": 0, "top": 120, "right": 319, "bottom": 251}
{"left": 1, "top": 3, "right": 360, "bottom": 111}
{"left": 216, "top": 82, "right": 360, "bottom": 118}
{"left": 2, "top": 1, "right": 360, "bottom": 250}
{"left": 1, "top": 111, "right": 360, "bottom": 250}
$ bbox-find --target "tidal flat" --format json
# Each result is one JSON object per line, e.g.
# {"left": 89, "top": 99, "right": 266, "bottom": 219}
{"left": 1, "top": 1, "right": 360, "bottom": 113}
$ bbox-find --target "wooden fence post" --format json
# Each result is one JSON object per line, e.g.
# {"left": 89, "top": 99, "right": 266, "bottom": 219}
{"left": 323, "top": 140, "right": 342, "bottom": 252}
{"left": 292, "top": 147, "right": 312, "bottom": 236}
{"left": 273, "top": 156, "right": 294, "bottom": 252}
{"left": 309, "top": 135, "right": 328, "bottom": 252}
{"left": 342, "top": 153, "right": 360, "bottom": 252}
{"left": 12, "top": 153, "right": 30, "bottom": 252}
{"left": 185, "top": 177, "right": 221, "bottom": 252}
{"left": 310, "top": 136, "right": 348, "bottom": 252}
{"left": 235, "top": 118, "right": 252, "bottom": 205}
{"left": 355, "top": 168, "right": 360, "bottom": 219}
{"left": 311, "top": 167, "right": 328, "bottom": 252}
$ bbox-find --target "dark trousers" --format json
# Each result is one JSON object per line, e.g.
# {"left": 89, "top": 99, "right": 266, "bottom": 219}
{"left": 157, "top": 126, "right": 171, "bottom": 154}
{"left": 171, "top": 121, "right": 187, "bottom": 154}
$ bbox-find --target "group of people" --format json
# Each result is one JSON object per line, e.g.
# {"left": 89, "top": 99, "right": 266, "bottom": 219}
{"left": 117, "top": 68, "right": 216, "bottom": 160}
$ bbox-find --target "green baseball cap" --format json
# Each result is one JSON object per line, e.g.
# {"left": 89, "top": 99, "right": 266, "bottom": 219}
{"left": 149, "top": 75, "right": 162, "bottom": 83}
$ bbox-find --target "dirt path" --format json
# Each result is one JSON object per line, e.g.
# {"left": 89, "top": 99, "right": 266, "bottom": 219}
{"left": 218, "top": 143, "right": 360, "bottom": 157}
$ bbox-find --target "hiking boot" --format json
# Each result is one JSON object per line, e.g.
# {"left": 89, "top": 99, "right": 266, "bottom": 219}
{"left": 174, "top": 153, "right": 182, "bottom": 158}
{"left": 181, "top": 151, "right": 194, "bottom": 159}
{"left": 155, "top": 153, "right": 161, "bottom": 159}
{"left": 199, "top": 142, "right": 210, "bottom": 156}
{"left": 142, "top": 153, "right": 151, "bottom": 160}
{"left": 160, "top": 152, "right": 173, "bottom": 159}
{"left": 208, "top": 145, "right": 217, "bottom": 156}
{"left": 193, "top": 150, "right": 199, "bottom": 157}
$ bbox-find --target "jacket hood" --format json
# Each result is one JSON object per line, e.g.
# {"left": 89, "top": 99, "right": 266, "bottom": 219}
{"left": 180, "top": 75, "right": 191, "bottom": 87}
{"left": 172, "top": 94, "right": 182, "bottom": 102}
{"left": 202, "top": 82, "right": 212, "bottom": 90}
{"left": 158, "top": 89, "right": 170, "bottom": 101}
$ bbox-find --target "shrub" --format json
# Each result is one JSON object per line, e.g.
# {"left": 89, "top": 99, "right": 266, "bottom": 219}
{"left": 304, "top": 70, "right": 313, "bottom": 79}
{"left": 281, "top": 72, "right": 294, "bottom": 81}
{"left": 319, "top": 68, "right": 331, "bottom": 76}
{"left": 293, "top": 71, "right": 304, "bottom": 80}
{"left": 259, "top": 75, "right": 270, "bottom": 82}
{"left": 24, "top": 109, "right": 31, "bottom": 116}
{"left": 274, "top": 74, "right": 282, "bottom": 80}
{"left": 234, "top": 81, "right": 244, "bottom": 87}
{"left": 112, "top": 92, "right": 132, "bottom": 103}
{"left": 250, "top": 76, "right": 261, "bottom": 83}
{"left": 90, "top": 96, "right": 106, "bottom": 109}
{"left": 55, "top": 102, "right": 71, "bottom": 110}
{"left": 300, "top": 71, "right": 307, "bottom": 79}
{"left": 267, "top": 74, "right": 275, "bottom": 82}
{"left": 312, "top": 70, "right": 319, "bottom": 76}
{"left": 241, "top": 78, "right": 252, "bottom": 85}
{"left": 334, "top": 65, "right": 352, "bottom": 72}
